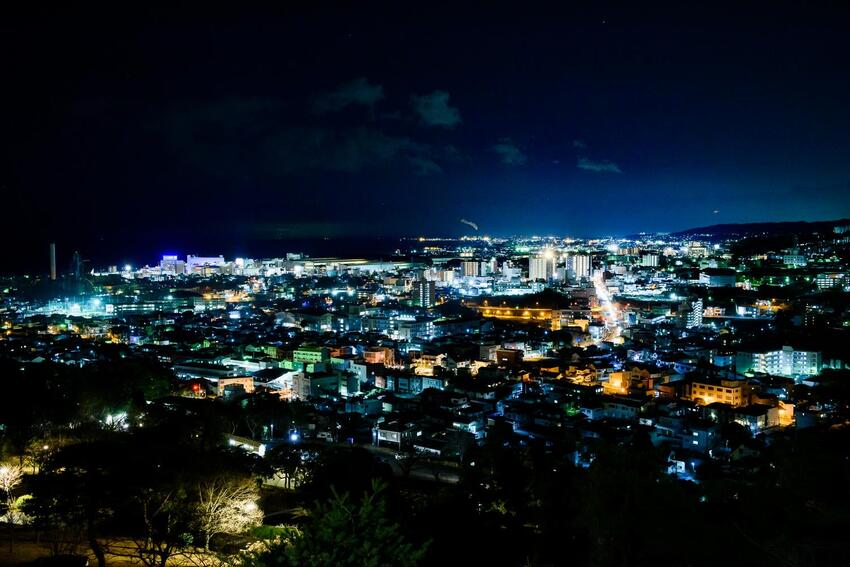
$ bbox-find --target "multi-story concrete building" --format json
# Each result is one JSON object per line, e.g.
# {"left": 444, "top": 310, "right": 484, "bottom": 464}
{"left": 293, "top": 346, "right": 330, "bottom": 364}
{"left": 699, "top": 268, "right": 736, "bottom": 287}
{"left": 462, "top": 260, "right": 480, "bottom": 277}
{"left": 686, "top": 298, "right": 704, "bottom": 328}
{"left": 816, "top": 272, "right": 846, "bottom": 290}
{"left": 570, "top": 254, "right": 591, "bottom": 280}
{"left": 412, "top": 278, "right": 436, "bottom": 307}
{"left": 640, "top": 253, "right": 659, "bottom": 267}
{"left": 528, "top": 256, "right": 554, "bottom": 281}
{"left": 736, "top": 346, "right": 822, "bottom": 378}
{"left": 688, "top": 378, "right": 750, "bottom": 407}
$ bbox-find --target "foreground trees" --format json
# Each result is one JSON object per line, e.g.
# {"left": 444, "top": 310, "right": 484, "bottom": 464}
{"left": 0, "top": 358, "right": 174, "bottom": 468}
{"left": 132, "top": 483, "right": 195, "bottom": 567}
{"left": 195, "top": 476, "right": 263, "bottom": 551}
{"left": 0, "top": 463, "right": 23, "bottom": 514}
{"left": 26, "top": 431, "right": 263, "bottom": 566}
{"left": 0, "top": 462, "right": 25, "bottom": 552}
{"left": 241, "top": 480, "right": 427, "bottom": 567}
{"left": 25, "top": 441, "right": 115, "bottom": 566}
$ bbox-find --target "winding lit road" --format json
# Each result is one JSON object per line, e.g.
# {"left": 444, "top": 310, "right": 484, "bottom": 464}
{"left": 592, "top": 273, "right": 622, "bottom": 343}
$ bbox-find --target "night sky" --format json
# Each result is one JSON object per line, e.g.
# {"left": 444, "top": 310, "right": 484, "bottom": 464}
{"left": 3, "top": 3, "right": 850, "bottom": 270}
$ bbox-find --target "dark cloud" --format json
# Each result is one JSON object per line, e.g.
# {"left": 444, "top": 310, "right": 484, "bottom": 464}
{"left": 408, "top": 156, "right": 443, "bottom": 176}
{"left": 573, "top": 139, "right": 588, "bottom": 149}
{"left": 313, "top": 77, "right": 384, "bottom": 114}
{"left": 410, "top": 90, "right": 461, "bottom": 128}
{"left": 441, "top": 144, "right": 466, "bottom": 163}
{"left": 577, "top": 157, "right": 622, "bottom": 173}
{"left": 264, "top": 127, "right": 435, "bottom": 174}
{"left": 492, "top": 138, "right": 527, "bottom": 166}
{"left": 159, "top": 96, "right": 442, "bottom": 176}
{"left": 379, "top": 110, "right": 403, "bottom": 121}
{"left": 160, "top": 97, "right": 286, "bottom": 176}
{"left": 164, "top": 97, "right": 283, "bottom": 135}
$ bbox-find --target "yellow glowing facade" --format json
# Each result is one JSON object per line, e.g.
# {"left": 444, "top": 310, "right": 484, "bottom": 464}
{"left": 690, "top": 380, "right": 749, "bottom": 407}
{"left": 471, "top": 305, "right": 561, "bottom": 330}
{"left": 603, "top": 371, "right": 630, "bottom": 395}
{"left": 777, "top": 401, "right": 795, "bottom": 426}
{"left": 217, "top": 376, "right": 255, "bottom": 396}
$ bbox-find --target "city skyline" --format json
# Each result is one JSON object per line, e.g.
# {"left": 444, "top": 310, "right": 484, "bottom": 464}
{"left": 14, "top": 214, "right": 849, "bottom": 277}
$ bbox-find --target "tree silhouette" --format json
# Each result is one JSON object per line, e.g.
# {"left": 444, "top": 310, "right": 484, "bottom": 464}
{"left": 0, "top": 462, "right": 24, "bottom": 552}
{"left": 194, "top": 476, "right": 262, "bottom": 551}
{"left": 240, "top": 480, "right": 427, "bottom": 567}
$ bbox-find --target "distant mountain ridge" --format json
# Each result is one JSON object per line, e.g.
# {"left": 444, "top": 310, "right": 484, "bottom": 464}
{"left": 673, "top": 218, "right": 850, "bottom": 238}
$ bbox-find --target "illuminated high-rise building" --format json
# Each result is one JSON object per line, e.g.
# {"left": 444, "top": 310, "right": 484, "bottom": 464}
{"left": 412, "top": 279, "right": 436, "bottom": 308}
{"left": 529, "top": 255, "right": 554, "bottom": 281}
{"left": 462, "top": 260, "right": 479, "bottom": 277}
{"left": 686, "top": 298, "right": 703, "bottom": 328}
{"left": 570, "top": 254, "right": 591, "bottom": 280}
{"left": 641, "top": 253, "right": 659, "bottom": 267}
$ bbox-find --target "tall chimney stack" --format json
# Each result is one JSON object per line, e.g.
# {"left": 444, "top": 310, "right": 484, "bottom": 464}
{"left": 50, "top": 243, "right": 57, "bottom": 281}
